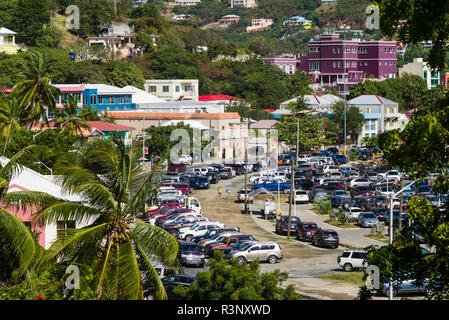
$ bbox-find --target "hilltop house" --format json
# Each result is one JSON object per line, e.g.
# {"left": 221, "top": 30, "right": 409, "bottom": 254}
{"left": 246, "top": 19, "right": 273, "bottom": 32}
{"left": 0, "top": 27, "right": 19, "bottom": 54}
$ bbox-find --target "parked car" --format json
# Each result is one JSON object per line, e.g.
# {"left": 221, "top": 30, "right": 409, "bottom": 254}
{"left": 161, "top": 274, "right": 197, "bottom": 300}
{"left": 226, "top": 241, "right": 283, "bottom": 264}
{"left": 167, "top": 163, "right": 187, "bottom": 175}
{"left": 294, "top": 178, "right": 314, "bottom": 190}
{"left": 252, "top": 180, "right": 291, "bottom": 193}
{"left": 177, "top": 155, "right": 193, "bottom": 165}
{"left": 337, "top": 250, "right": 367, "bottom": 272}
{"left": 350, "top": 186, "right": 374, "bottom": 198}
{"left": 372, "top": 208, "right": 388, "bottom": 221}
{"left": 191, "top": 227, "right": 240, "bottom": 243}
{"left": 197, "top": 231, "right": 241, "bottom": 249}
{"left": 349, "top": 178, "right": 372, "bottom": 189}
{"left": 194, "top": 176, "right": 210, "bottom": 189}
{"left": 295, "top": 222, "right": 319, "bottom": 241}
{"left": 177, "top": 241, "right": 205, "bottom": 267}
{"left": 275, "top": 216, "right": 301, "bottom": 235}
{"left": 366, "top": 171, "right": 379, "bottom": 181}
{"left": 309, "top": 188, "right": 329, "bottom": 202}
{"left": 357, "top": 212, "right": 379, "bottom": 227}
{"left": 177, "top": 221, "right": 225, "bottom": 241}
{"left": 345, "top": 207, "right": 363, "bottom": 219}
{"left": 205, "top": 171, "right": 219, "bottom": 184}
{"left": 291, "top": 190, "right": 309, "bottom": 204}
{"left": 312, "top": 229, "right": 339, "bottom": 248}
{"left": 382, "top": 279, "right": 430, "bottom": 298}
{"left": 236, "top": 188, "right": 254, "bottom": 203}
{"left": 205, "top": 234, "right": 256, "bottom": 255}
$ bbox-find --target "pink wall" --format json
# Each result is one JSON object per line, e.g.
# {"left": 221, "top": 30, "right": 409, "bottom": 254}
{"left": 7, "top": 184, "right": 46, "bottom": 248}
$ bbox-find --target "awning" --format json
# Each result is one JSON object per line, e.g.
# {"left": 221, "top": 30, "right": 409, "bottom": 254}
{"left": 248, "top": 187, "right": 275, "bottom": 198}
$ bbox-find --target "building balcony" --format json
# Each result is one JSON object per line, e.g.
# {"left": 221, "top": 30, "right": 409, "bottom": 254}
{"left": 384, "top": 112, "right": 402, "bottom": 119}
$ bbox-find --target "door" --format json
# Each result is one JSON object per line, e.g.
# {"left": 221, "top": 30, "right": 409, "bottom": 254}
{"left": 245, "top": 245, "right": 261, "bottom": 261}
{"left": 350, "top": 252, "right": 365, "bottom": 268}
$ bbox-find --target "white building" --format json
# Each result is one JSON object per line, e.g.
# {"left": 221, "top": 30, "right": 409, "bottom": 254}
{"left": 279, "top": 94, "right": 342, "bottom": 113}
{"left": 230, "top": 0, "right": 258, "bottom": 8}
{"left": 174, "top": 0, "right": 201, "bottom": 5}
{"left": 0, "top": 27, "right": 19, "bottom": 54}
{"left": 348, "top": 95, "right": 406, "bottom": 143}
{"left": 399, "top": 57, "right": 441, "bottom": 89}
{"left": 144, "top": 79, "right": 199, "bottom": 101}
{"left": 173, "top": 14, "right": 192, "bottom": 21}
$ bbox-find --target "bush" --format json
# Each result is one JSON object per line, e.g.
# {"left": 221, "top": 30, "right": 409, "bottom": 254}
{"left": 350, "top": 151, "right": 358, "bottom": 161}
{"left": 371, "top": 222, "right": 385, "bottom": 235}
{"left": 313, "top": 199, "right": 332, "bottom": 216}
{"left": 336, "top": 210, "right": 351, "bottom": 225}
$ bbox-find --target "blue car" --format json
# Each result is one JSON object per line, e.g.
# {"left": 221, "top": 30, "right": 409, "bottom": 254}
{"left": 195, "top": 176, "right": 210, "bottom": 189}
{"left": 252, "top": 180, "right": 291, "bottom": 193}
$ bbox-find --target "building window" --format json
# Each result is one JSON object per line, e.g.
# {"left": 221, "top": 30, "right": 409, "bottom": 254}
{"left": 163, "top": 86, "right": 169, "bottom": 92}
{"left": 365, "top": 121, "right": 370, "bottom": 130}
{"left": 338, "top": 47, "right": 341, "bottom": 53}
{"left": 175, "top": 86, "right": 180, "bottom": 92}
{"left": 57, "top": 220, "right": 76, "bottom": 237}
{"left": 118, "top": 97, "right": 124, "bottom": 104}
{"left": 333, "top": 61, "right": 336, "bottom": 68}
{"left": 90, "top": 95, "right": 97, "bottom": 105}
{"left": 107, "top": 96, "right": 114, "bottom": 104}
{"left": 333, "top": 48, "right": 336, "bottom": 53}
{"left": 338, "top": 61, "right": 341, "bottom": 67}
{"left": 309, "top": 47, "right": 320, "bottom": 53}
{"left": 309, "top": 61, "right": 320, "bottom": 70}
{"left": 98, "top": 96, "right": 103, "bottom": 104}
{"left": 150, "top": 86, "right": 156, "bottom": 93}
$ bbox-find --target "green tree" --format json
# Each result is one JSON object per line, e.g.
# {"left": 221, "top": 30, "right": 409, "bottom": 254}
{"left": 11, "top": 51, "right": 60, "bottom": 125}
{"left": 15, "top": 0, "right": 50, "bottom": 47}
{"left": 3, "top": 137, "right": 180, "bottom": 300}
{"left": 374, "top": 0, "right": 449, "bottom": 70}
{"left": 331, "top": 101, "right": 364, "bottom": 144}
{"left": 102, "top": 60, "right": 145, "bottom": 89}
{"left": 0, "top": 96, "right": 29, "bottom": 156}
{"left": 54, "top": 95, "right": 91, "bottom": 136}
{"left": 174, "top": 251, "right": 301, "bottom": 300}
{"left": 0, "top": 145, "right": 40, "bottom": 282}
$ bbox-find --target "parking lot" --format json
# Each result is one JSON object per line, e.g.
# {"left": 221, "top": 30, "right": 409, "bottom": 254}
{"left": 153, "top": 147, "right": 441, "bottom": 299}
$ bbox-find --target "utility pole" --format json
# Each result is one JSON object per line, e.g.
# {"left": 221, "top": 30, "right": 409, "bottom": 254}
{"left": 244, "top": 119, "right": 249, "bottom": 214}
{"left": 398, "top": 177, "right": 403, "bottom": 232}
{"left": 296, "top": 115, "right": 299, "bottom": 166}
{"left": 343, "top": 32, "right": 348, "bottom": 156}
{"left": 287, "top": 158, "right": 294, "bottom": 239}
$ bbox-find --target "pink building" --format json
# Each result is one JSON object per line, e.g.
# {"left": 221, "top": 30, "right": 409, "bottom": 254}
{"left": 298, "top": 33, "right": 398, "bottom": 95}
{"left": 246, "top": 18, "right": 273, "bottom": 32}
{"left": 262, "top": 55, "right": 299, "bottom": 75}
{"left": 0, "top": 157, "right": 90, "bottom": 249}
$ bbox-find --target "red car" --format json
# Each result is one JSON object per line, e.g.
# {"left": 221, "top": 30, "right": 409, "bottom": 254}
{"left": 295, "top": 222, "right": 319, "bottom": 242}
{"left": 155, "top": 208, "right": 195, "bottom": 224}
{"left": 160, "top": 182, "right": 191, "bottom": 195}
{"left": 312, "top": 181, "right": 345, "bottom": 191}
{"left": 167, "top": 163, "right": 186, "bottom": 175}
{"left": 147, "top": 202, "right": 181, "bottom": 215}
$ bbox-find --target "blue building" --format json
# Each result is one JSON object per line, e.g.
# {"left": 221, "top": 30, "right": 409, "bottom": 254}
{"left": 83, "top": 84, "right": 136, "bottom": 111}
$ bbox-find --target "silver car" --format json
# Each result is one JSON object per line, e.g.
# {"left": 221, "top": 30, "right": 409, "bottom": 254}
{"left": 226, "top": 242, "right": 283, "bottom": 264}
{"left": 357, "top": 212, "right": 379, "bottom": 227}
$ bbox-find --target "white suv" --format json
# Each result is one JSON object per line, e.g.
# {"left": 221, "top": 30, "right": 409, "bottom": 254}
{"left": 337, "top": 250, "right": 367, "bottom": 272}
{"left": 178, "top": 221, "right": 225, "bottom": 241}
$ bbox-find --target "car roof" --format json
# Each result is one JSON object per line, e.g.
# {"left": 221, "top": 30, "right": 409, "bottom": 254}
{"left": 179, "top": 241, "right": 198, "bottom": 246}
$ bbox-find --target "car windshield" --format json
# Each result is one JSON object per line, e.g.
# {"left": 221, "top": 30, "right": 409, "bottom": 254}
{"left": 198, "top": 177, "right": 208, "bottom": 182}
{"left": 363, "top": 213, "right": 376, "bottom": 219}
{"left": 189, "top": 223, "right": 199, "bottom": 230}
{"left": 358, "top": 186, "right": 371, "bottom": 191}
{"left": 181, "top": 245, "right": 201, "bottom": 252}
{"left": 304, "top": 224, "right": 318, "bottom": 229}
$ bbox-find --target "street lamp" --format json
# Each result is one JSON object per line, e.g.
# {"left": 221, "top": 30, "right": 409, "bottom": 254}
{"left": 34, "top": 161, "right": 53, "bottom": 175}
{"left": 33, "top": 127, "right": 57, "bottom": 140}
{"left": 387, "top": 178, "right": 417, "bottom": 300}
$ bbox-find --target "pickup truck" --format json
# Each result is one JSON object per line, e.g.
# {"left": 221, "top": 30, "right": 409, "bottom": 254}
{"left": 332, "top": 154, "right": 346, "bottom": 165}
{"left": 252, "top": 180, "right": 291, "bottom": 193}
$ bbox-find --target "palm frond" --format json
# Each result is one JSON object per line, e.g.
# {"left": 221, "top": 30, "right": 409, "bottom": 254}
{"left": 0, "top": 207, "right": 36, "bottom": 280}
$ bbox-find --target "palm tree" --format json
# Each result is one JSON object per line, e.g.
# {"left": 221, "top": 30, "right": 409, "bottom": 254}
{"left": 0, "top": 96, "right": 30, "bottom": 156}
{"left": 0, "top": 145, "right": 41, "bottom": 282}
{"left": 78, "top": 106, "right": 115, "bottom": 123}
{"left": 54, "top": 95, "right": 91, "bottom": 136}
{"left": 4, "top": 137, "right": 179, "bottom": 300}
{"left": 11, "top": 51, "right": 60, "bottom": 126}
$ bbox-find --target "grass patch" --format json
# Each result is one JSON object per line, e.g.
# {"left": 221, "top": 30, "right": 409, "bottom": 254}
{"left": 324, "top": 219, "right": 359, "bottom": 229}
{"left": 364, "top": 233, "right": 389, "bottom": 243}
{"left": 318, "top": 272, "right": 365, "bottom": 286}
{"left": 312, "top": 209, "right": 328, "bottom": 216}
